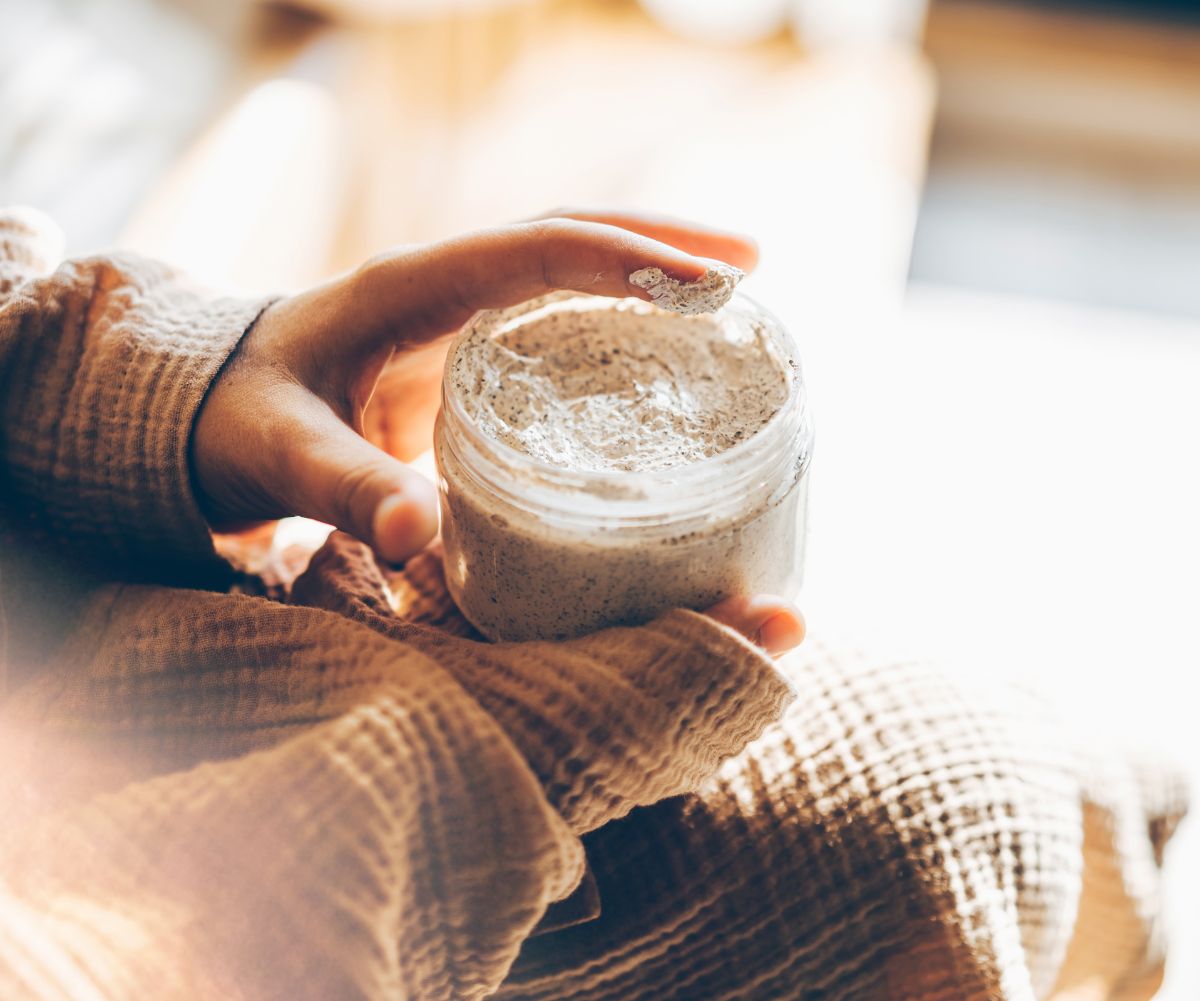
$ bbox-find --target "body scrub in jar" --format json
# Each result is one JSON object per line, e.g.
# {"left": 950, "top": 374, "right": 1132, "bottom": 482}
{"left": 435, "top": 272, "right": 812, "bottom": 642}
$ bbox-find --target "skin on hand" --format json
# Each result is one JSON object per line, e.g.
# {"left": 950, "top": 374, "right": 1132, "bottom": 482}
{"left": 705, "top": 596, "right": 806, "bottom": 656}
{"left": 191, "top": 210, "right": 802, "bottom": 655}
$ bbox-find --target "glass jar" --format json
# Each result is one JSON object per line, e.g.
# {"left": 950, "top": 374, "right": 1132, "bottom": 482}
{"left": 435, "top": 291, "right": 812, "bottom": 642}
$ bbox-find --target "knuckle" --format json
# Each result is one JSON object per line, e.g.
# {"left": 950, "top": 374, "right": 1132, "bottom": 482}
{"left": 523, "top": 219, "right": 583, "bottom": 289}
{"left": 351, "top": 246, "right": 417, "bottom": 301}
{"left": 526, "top": 217, "right": 574, "bottom": 243}
{"left": 330, "top": 461, "right": 380, "bottom": 530}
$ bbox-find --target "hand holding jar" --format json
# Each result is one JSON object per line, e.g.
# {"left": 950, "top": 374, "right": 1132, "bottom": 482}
{"left": 192, "top": 210, "right": 806, "bottom": 652}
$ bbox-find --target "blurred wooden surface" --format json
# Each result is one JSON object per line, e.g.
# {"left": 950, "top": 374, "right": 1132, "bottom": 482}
{"left": 915, "top": 0, "right": 1200, "bottom": 317}
{"left": 121, "top": 0, "right": 935, "bottom": 308}
{"left": 926, "top": 0, "right": 1200, "bottom": 155}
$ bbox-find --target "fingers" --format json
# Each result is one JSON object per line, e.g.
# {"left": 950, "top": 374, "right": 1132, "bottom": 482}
{"left": 532, "top": 208, "right": 759, "bottom": 273}
{"left": 350, "top": 218, "right": 714, "bottom": 347}
{"left": 705, "top": 595, "right": 806, "bottom": 656}
{"left": 284, "top": 406, "right": 439, "bottom": 564}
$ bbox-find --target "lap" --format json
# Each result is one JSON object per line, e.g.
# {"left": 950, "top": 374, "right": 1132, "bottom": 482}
{"left": 499, "top": 642, "right": 1181, "bottom": 1001}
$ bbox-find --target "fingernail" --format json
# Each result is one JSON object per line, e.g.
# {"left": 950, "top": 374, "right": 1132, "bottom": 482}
{"left": 755, "top": 610, "right": 806, "bottom": 655}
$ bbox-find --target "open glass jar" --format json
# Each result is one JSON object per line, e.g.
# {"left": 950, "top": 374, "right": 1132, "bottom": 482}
{"left": 435, "top": 291, "right": 812, "bottom": 642}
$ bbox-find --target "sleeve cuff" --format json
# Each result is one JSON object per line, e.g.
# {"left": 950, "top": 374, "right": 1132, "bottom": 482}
{"left": 0, "top": 247, "right": 276, "bottom": 582}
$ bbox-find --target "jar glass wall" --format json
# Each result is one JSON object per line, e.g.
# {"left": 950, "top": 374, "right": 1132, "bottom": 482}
{"left": 435, "top": 292, "right": 812, "bottom": 642}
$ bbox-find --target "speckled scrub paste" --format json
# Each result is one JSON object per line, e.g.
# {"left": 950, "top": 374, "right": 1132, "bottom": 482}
{"left": 435, "top": 267, "right": 812, "bottom": 641}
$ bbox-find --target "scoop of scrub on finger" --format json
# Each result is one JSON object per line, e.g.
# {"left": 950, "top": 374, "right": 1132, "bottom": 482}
{"left": 628, "top": 261, "right": 744, "bottom": 315}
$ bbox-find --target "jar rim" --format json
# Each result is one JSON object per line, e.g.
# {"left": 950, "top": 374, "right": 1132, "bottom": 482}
{"left": 439, "top": 290, "right": 812, "bottom": 523}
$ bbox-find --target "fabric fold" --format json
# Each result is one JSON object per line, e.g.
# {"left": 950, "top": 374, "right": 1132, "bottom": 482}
{"left": 291, "top": 533, "right": 796, "bottom": 833}
{"left": 0, "top": 582, "right": 586, "bottom": 1001}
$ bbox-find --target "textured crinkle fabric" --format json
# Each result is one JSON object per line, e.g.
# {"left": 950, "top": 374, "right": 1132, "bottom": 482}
{"left": 0, "top": 216, "right": 273, "bottom": 585}
{"left": 496, "top": 647, "right": 1187, "bottom": 1001}
{"left": 0, "top": 207, "right": 1188, "bottom": 1001}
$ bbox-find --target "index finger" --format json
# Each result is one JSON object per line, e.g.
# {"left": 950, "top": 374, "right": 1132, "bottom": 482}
{"left": 531, "top": 207, "right": 760, "bottom": 273}
{"left": 350, "top": 218, "right": 718, "bottom": 348}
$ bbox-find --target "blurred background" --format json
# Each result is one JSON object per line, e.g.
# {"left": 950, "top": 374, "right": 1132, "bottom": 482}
{"left": 2, "top": 0, "right": 1197, "bottom": 996}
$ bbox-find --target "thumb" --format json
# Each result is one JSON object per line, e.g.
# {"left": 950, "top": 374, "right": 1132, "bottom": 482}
{"left": 288, "top": 412, "right": 439, "bottom": 564}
